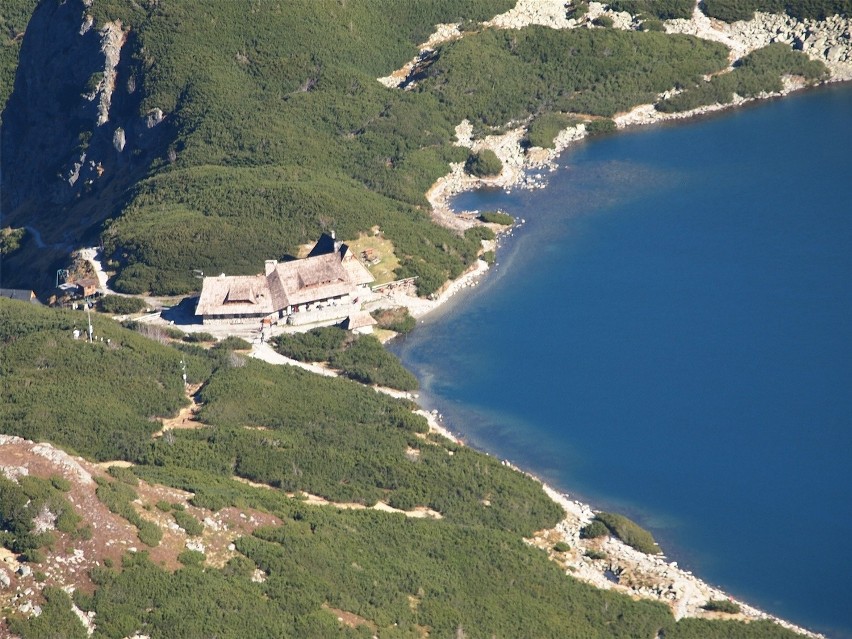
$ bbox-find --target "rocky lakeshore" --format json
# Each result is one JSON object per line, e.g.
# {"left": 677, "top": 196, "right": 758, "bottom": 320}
{"left": 379, "top": 0, "right": 851, "bottom": 228}
{"left": 373, "top": 2, "right": 851, "bottom": 636}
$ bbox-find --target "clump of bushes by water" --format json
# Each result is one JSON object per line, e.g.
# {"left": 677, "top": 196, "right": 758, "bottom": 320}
{"left": 594, "top": 512, "right": 661, "bottom": 555}
{"left": 525, "top": 113, "right": 580, "bottom": 149}
{"left": 586, "top": 119, "right": 618, "bottom": 136}
{"left": 465, "top": 150, "right": 503, "bottom": 177}
{"left": 581, "top": 519, "right": 610, "bottom": 539}
{"left": 479, "top": 210, "right": 514, "bottom": 225}
{"left": 371, "top": 307, "right": 416, "bottom": 334}
{"left": 702, "top": 599, "right": 742, "bottom": 614}
{"left": 274, "top": 327, "right": 418, "bottom": 391}
{"left": 656, "top": 43, "right": 827, "bottom": 113}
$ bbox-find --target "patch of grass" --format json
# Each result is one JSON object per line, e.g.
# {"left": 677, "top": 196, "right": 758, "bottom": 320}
{"left": 345, "top": 233, "right": 401, "bottom": 286}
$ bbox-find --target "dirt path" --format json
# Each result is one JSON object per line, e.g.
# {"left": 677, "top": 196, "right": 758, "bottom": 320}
{"left": 232, "top": 478, "right": 442, "bottom": 519}
{"left": 153, "top": 383, "right": 205, "bottom": 438}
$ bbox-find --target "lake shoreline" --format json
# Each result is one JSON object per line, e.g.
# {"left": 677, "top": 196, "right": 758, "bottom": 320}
{"left": 377, "top": 8, "right": 852, "bottom": 637}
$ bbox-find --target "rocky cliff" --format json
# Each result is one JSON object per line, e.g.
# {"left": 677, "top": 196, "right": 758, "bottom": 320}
{"left": 0, "top": 0, "right": 168, "bottom": 290}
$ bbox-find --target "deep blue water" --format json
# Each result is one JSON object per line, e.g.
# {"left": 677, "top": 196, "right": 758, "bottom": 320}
{"left": 392, "top": 84, "right": 852, "bottom": 638}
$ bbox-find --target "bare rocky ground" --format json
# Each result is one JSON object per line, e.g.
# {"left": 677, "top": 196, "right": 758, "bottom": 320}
{"left": 0, "top": 432, "right": 281, "bottom": 632}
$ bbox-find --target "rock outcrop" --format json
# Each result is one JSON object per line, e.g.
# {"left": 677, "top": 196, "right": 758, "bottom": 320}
{"left": 0, "top": 0, "right": 170, "bottom": 291}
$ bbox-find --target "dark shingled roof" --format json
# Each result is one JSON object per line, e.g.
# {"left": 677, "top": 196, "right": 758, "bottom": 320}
{"left": 307, "top": 232, "right": 338, "bottom": 258}
{"left": 0, "top": 289, "right": 40, "bottom": 304}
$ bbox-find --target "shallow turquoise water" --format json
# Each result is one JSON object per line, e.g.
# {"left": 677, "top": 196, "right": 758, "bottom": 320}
{"left": 392, "top": 84, "right": 852, "bottom": 638}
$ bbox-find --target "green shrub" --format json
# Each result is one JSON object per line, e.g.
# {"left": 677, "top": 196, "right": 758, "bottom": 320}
{"left": 370, "top": 308, "right": 416, "bottom": 334}
{"left": 479, "top": 211, "right": 514, "bottom": 225}
{"left": 137, "top": 520, "right": 163, "bottom": 547}
{"left": 482, "top": 250, "right": 496, "bottom": 265}
{"left": 215, "top": 336, "right": 252, "bottom": 351}
{"left": 173, "top": 510, "right": 204, "bottom": 536}
{"left": 276, "top": 328, "right": 418, "bottom": 390}
{"left": 273, "top": 327, "right": 347, "bottom": 362}
{"left": 592, "top": 15, "right": 614, "bottom": 27}
{"left": 585, "top": 549, "right": 607, "bottom": 560}
{"left": 50, "top": 476, "right": 72, "bottom": 492}
{"left": 586, "top": 119, "right": 617, "bottom": 136}
{"left": 0, "top": 227, "right": 25, "bottom": 256}
{"left": 183, "top": 332, "right": 216, "bottom": 343}
{"left": 464, "top": 225, "right": 496, "bottom": 243}
{"left": 99, "top": 295, "right": 147, "bottom": 315}
{"left": 608, "top": 0, "right": 694, "bottom": 19}
{"left": 702, "top": 599, "right": 742, "bottom": 614}
{"left": 75, "top": 525, "right": 93, "bottom": 541}
{"left": 7, "top": 586, "right": 88, "bottom": 639}
{"left": 108, "top": 466, "right": 139, "bottom": 486}
{"left": 155, "top": 500, "right": 172, "bottom": 512}
{"left": 177, "top": 549, "right": 206, "bottom": 566}
{"left": 567, "top": 1, "right": 590, "bottom": 18}
{"left": 580, "top": 519, "right": 609, "bottom": 539}
{"left": 640, "top": 17, "right": 665, "bottom": 31}
{"left": 594, "top": 512, "right": 661, "bottom": 555}
{"left": 657, "top": 43, "right": 827, "bottom": 113}
{"left": 329, "top": 334, "right": 419, "bottom": 391}
{"left": 21, "top": 548, "right": 46, "bottom": 564}
{"left": 553, "top": 541, "right": 571, "bottom": 552}
{"left": 0, "top": 300, "right": 198, "bottom": 462}
{"left": 525, "top": 113, "right": 580, "bottom": 149}
{"left": 465, "top": 150, "right": 503, "bottom": 177}
{"left": 55, "top": 507, "right": 82, "bottom": 535}
{"left": 164, "top": 326, "right": 187, "bottom": 339}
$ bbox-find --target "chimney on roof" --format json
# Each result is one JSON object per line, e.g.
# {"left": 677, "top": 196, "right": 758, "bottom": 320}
{"left": 265, "top": 259, "right": 277, "bottom": 276}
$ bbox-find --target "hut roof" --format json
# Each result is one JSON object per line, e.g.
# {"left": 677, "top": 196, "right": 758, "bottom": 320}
{"left": 307, "top": 232, "right": 339, "bottom": 257}
{"left": 342, "top": 312, "right": 377, "bottom": 330}
{"left": 195, "top": 274, "right": 273, "bottom": 317}
{"left": 196, "top": 234, "right": 374, "bottom": 318}
{"left": 0, "top": 288, "right": 39, "bottom": 304}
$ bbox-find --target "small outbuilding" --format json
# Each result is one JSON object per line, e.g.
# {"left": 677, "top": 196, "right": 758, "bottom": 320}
{"left": 0, "top": 288, "right": 40, "bottom": 304}
{"left": 341, "top": 312, "right": 377, "bottom": 335}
